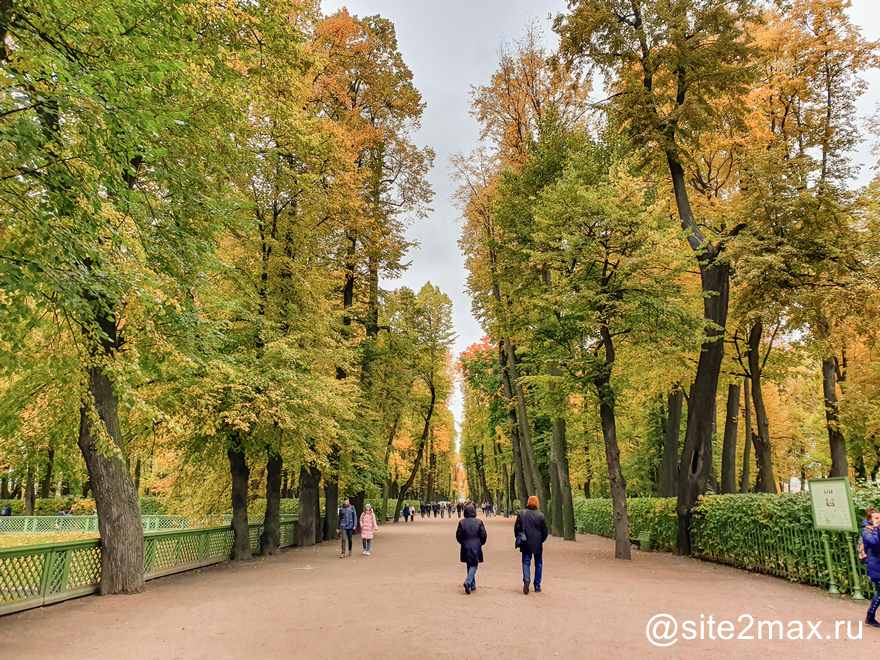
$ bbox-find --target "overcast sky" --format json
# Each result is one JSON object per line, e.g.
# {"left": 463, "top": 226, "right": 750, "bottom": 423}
{"left": 321, "top": 0, "right": 880, "bottom": 434}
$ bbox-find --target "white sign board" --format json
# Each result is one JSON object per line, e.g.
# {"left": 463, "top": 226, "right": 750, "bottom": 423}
{"left": 808, "top": 478, "right": 857, "bottom": 533}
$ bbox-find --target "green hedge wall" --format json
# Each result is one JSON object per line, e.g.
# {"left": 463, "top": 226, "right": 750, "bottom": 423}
{"left": 573, "top": 487, "right": 880, "bottom": 595}
{"left": 0, "top": 496, "right": 169, "bottom": 516}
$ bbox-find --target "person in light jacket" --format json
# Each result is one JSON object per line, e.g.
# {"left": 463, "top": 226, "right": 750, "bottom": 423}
{"left": 514, "top": 495, "right": 549, "bottom": 594}
{"left": 861, "top": 506, "right": 880, "bottom": 627}
{"left": 360, "top": 503, "right": 379, "bottom": 555}
{"left": 338, "top": 498, "right": 357, "bottom": 558}
{"left": 456, "top": 503, "right": 487, "bottom": 594}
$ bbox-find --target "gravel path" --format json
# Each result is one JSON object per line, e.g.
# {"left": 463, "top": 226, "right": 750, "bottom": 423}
{"left": 0, "top": 515, "right": 875, "bottom": 658}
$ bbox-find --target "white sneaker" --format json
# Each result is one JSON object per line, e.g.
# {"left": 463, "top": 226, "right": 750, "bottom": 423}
{"left": 365, "top": 551, "right": 371, "bottom": 556}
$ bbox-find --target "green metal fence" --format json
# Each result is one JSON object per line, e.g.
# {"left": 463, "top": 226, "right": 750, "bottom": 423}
{"left": 0, "top": 515, "right": 190, "bottom": 533}
{"left": 0, "top": 517, "right": 298, "bottom": 616}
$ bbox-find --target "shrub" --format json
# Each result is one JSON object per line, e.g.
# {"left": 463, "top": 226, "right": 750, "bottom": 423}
{"left": 573, "top": 496, "right": 677, "bottom": 551}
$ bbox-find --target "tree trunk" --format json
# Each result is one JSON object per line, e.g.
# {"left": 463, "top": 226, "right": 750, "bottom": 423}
{"left": 675, "top": 258, "right": 729, "bottom": 556}
{"left": 594, "top": 328, "right": 630, "bottom": 559}
{"left": 395, "top": 385, "right": 435, "bottom": 521}
{"left": 659, "top": 388, "right": 682, "bottom": 497}
{"left": 259, "top": 450, "right": 282, "bottom": 555}
{"left": 747, "top": 319, "right": 777, "bottom": 493}
{"left": 822, "top": 355, "right": 848, "bottom": 477}
{"left": 0, "top": 474, "right": 8, "bottom": 499}
{"left": 504, "top": 341, "right": 548, "bottom": 508}
{"left": 720, "top": 383, "right": 740, "bottom": 493}
{"left": 550, "top": 416, "right": 575, "bottom": 539}
{"left": 78, "top": 361, "right": 144, "bottom": 594}
{"left": 740, "top": 377, "right": 752, "bottom": 493}
{"left": 297, "top": 464, "right": 321, "bottom": 547}
{"left": 132, "top": 457, "right": 141, "bottom": 496}
{"left": 227, "top": 443, "right": 251, "bottom": 560}
{"left": 40, "top": 447, "right": 54, "bottom": 499}
{"left": 324, "top": 478, "right": 339, "bottom": 539}
{"left": 24, "top": 464, "right": 35, "bottom": 515}
{"left": 549, "top": 452, "right": 562, "bottom": 536}
{"left": 499, "top": 342, "right": 527, "bottom": 508}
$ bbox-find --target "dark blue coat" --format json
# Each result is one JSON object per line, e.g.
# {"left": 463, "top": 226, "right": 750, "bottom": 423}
{"left": 862, "top": 520, "right": 880, "bottom": 581}
{"left": 456, "top": 508, "right": 487, "bottom": 565}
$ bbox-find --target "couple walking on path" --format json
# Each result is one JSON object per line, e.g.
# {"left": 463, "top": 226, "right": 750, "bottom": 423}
{"left": 455, "top": 495, "right": 548, "bottom": 595}
{"left": 337, "top": 499, "right": 380, "bottom": 557}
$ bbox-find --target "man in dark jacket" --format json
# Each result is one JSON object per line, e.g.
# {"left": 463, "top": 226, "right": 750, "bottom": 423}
{"left": 338, "top": 498, "right": 357, "bottom": 558}
{"left": 456, "top": 504, "right": 487, "bottom": 594}
{"left": 514, "top": 495, "right": 549, "bottom": 594}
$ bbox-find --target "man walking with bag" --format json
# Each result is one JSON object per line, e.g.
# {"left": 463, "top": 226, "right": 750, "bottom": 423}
{"left": 514, "top": 495, "right": 548, "bottom": 594}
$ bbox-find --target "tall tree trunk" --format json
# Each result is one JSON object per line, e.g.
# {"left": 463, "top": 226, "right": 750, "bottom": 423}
{"left": 227, "top": 443, "right": 251, "bottom": 560}
{"left": 395, "top": 385, "right": 435, "bottom": 521}
{"left": 821, "top": 350, "right": 848, "bottom": 477}
{"left": 259, "top": 450, "right": 282, "bottom": 555}
{"left": 659, "top": 388, "right": 682, "bottom": 497}
{"left": 297, "top": 464, "right": 321, "bottom": 547}
{"left": 499, "top": 342, "right": 527, "bottom": 508}
{"left": 747, "top": 319, "right": 777, "bottom": 493}
{"left": 0, "top": 474, "right": 8, "bottom": 499}
{"left": 594, "top": 328, "right": 630, "bottom": 559}
{"left": 79, "top": 359, "right": 144, "bottom": 593}
{"left": 324, "top": 478, "right": 339, "bottom": 539}
{"left": 675, "top": 258, "right": 729, "bottom": 556}
{"left": 740, "top": 377, "right": 752, "bottom": 493}
{"left": 549, "top": 452, "right": 562, "bottom": 536}
{"left": 505, "top": 343, "right": 547, "bottom": 507}
{"left": 720, "top": 383, "right": 740, "bottom": 493}
{"left": 583, "top": 440, "right": 592, "bottom": 498}
{"left": 40, "top": 447, "right": 54, "bottom": 499}
{"left": 550, "top": 416, "right": 575, "bottom": 539}
{"left": 24, "top": 464, "right": 35, "bottom": 515}
{"left": 132, "top": 457, "right": 141, "bottom": 496}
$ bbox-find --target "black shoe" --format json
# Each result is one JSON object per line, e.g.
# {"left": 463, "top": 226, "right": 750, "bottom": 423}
{"left": 523, "top": 582, "right": 529, "bottom": 595}
{"left": 866, "top": 617, "right": 880, "bottom": 628}
{"left": 464, "top": 582, "right": 471, "bottom": 595}
{"left": 534, "top": 585, "right": 541, "bottom": 593}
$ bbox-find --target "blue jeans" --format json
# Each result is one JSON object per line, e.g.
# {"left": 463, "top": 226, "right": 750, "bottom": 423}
{"left": 522, "top": 552, "right": 542, "bottom": 588}
{"left": 466, "top": 564, "right": 478, "bottom": 589}
{"left": 869, "top": 580, "right": 880, "bottom": 622}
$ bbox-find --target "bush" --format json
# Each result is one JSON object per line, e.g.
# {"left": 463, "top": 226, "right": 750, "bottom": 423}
{"left": 573, "top": 496, "right": 677, "bottom": 551}
{"left": 0, "top": 496, "right": 171, "bottom": 516}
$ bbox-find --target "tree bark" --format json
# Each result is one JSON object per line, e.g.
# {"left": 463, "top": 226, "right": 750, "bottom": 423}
{"left": 594, "top": 328, "right": 630, "bottom": 559}
{"left": 259, "top": 450, "right": 282, "bottom": 555}
{"left": 740, "top": 377, "right": 752, "bottom": 493}
{"left": 720, "top": 383, "right": 740, "bottom": 493}
{"left": 549, "top": 451, "right": 562, "bottom": 536}
{"left": 499, "top": 342, "right": 527, "bottom": 508}
{"left": 78, "top": 360, "right": 144, "bottom": 593}
{"left": 747, "top": 319, "right": 777, "bottom": 493}
{"left": 227, "top": 443, "right": 251, "bottom": 560}
{"left": 675, "top": 256, "right": 729, "bottom": 556}
{"left": 550, "top": 416, "right": 575, "bottom": 539}
{"left": 395, "top": 384, "right": 435, "bottom": 521}
{"left": 659, "top": 388, "right": 682, "bottom": 497}
{"left": 297, "top": 464, "right": 321, "bottom": 547}
{"left": 822, "top": 353, "right": 848, "bottom": 477}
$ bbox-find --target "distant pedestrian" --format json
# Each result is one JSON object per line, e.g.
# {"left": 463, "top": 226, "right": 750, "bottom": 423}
{"left": 861, "top": 506, "right": 880, "bottom": 627}
{"left": 456, "top": 503, "right": 487, "bottom": 595}
{"left": 515, "top": 495, "right": 548, "bottom": 594}
{"left": 338, "top": 498, "right": 357, "bottom": 558}
{"left": 456, "top": 502, "right": 462, "bottom": 518}
{"left": 0, "top": 504, "right": 11, "bottom": 516}
{"left": 360, "top": 503, "right": 379, "bottom": 556}
{"left": 402, "top": 503, "right": 411, "bottom": 522}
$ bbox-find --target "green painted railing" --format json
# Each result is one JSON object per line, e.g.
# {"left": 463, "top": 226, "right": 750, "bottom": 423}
{"left": 0, "top": 515, "right": 190, "bottom": 534}
{"left": 0, "top": 517, "right": 298, "bottom": 616}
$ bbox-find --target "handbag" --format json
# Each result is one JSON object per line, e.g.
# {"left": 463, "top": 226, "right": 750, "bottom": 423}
{"left": 515, "top": 530, "right": 527, "bottom": 549}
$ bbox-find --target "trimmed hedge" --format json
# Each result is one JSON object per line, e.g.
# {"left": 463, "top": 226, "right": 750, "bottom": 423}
{"left": 0, "top": 496, "right": 169, "bottom": 516}
{"left": 573, "top": 496, "right": 677, "bottom": 551}
{"left": 573, "top": 487, "right": 880, "bottom": 595}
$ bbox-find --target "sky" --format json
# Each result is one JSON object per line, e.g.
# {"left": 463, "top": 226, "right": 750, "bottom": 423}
{"left": 320, "top": 0, "right": 880, "bottom": 436}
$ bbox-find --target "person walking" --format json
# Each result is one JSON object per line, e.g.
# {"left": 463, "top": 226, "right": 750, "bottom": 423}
{"left": 338, "top": 498, "right": 357, "bottom": 558}
{"left": 402, "top": 503, "right": 411, "bottom": 522}
{"left": 360, "top": 503, "right": 379, "bottom": 556}
{"left": 456, "top": 502, "right": 463, "bottom": 519}
{"left": 862, "top": 507, "right": 880, "bottom": 627}
{"left": 514, "top": 495, "right": 548, "bottom": 594}
{"left": 456, "top": 503, "right": 487, "bottom": 595}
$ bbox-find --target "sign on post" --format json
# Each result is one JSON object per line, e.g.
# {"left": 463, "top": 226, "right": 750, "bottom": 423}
{"left": 808, "top": 477, "right": 858, "bottom": 533}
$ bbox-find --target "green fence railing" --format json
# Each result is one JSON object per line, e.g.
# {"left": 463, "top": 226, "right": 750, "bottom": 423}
{"left": 0, "top": 515, "right": 190, "bottom": 534}
{"left": 0, "top": 517, "right": 298, "bottom": 616}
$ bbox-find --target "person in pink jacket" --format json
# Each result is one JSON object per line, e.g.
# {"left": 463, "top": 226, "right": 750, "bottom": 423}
{"left": 360, "top": 503, "right": 379, "bottom": 556}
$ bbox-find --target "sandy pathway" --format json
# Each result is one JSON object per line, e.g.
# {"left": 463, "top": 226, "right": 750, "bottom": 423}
{"left": 0, "top": 515, "right": 875, "bottom": 658}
